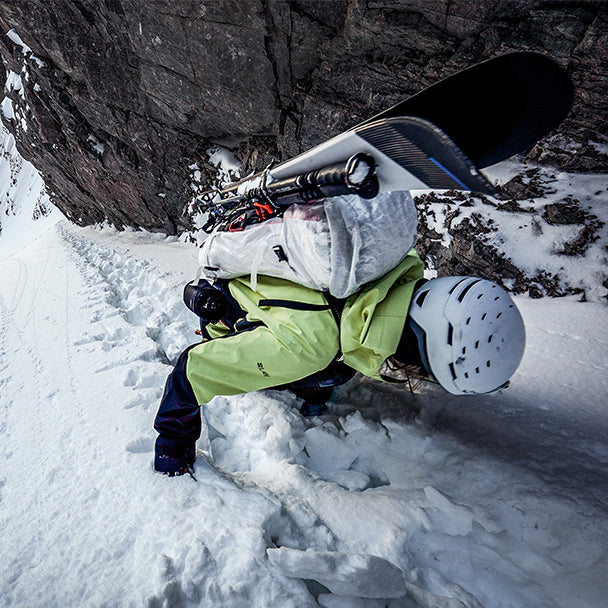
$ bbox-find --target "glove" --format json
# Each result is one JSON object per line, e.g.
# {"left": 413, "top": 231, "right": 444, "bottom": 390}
{"left": 183, "top": 280, "right": 227, "bottom": 323}
{"left": 154, "top": 439, "right": 196, "bottom": 477}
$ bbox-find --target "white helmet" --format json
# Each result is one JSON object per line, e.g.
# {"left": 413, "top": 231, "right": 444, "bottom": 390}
{"left": 407, "top": 276, "right": 525, "bottom": 395}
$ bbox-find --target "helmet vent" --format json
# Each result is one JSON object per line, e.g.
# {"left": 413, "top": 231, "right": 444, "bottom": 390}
{"left": 488, "top": 334, "right": 493, "bottom": 343}
{"left": 487, "top": 360, "right": 491, "bottom": 367}
{"left": 497, "top": 312, "right": 503, "bottom": 319}
{"left": 416, "top": 290, "right": 430, "bottom": 306}
{"left": 456, "top": 279, "right": 481, "bottom": 302}
{"left": 449, "top": 278, "right": 468, "bottom": 294}
{"left": 447, "top": 323, "right": 454, "bottom": 345}
{"left": 481, "top": 313, "right": 487, "bottom": 320}
{"left": 449, "top": 362, "right": 457, "bottom": 380}
{"left": 475, "top": 340, "right": 480, "bottom": 349}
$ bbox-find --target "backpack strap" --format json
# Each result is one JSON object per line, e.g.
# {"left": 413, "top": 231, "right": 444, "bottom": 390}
{"left": 323, "top": 292, "right": 346, "bottom": 327}
{"left": 258, "top": 292, "right": 346, "bottom": 323}
{"left": 257, "top": 299, "right": 332, "bottom": 311}
{"left": 259, "top": 293, "right": 346, "bottom": 363}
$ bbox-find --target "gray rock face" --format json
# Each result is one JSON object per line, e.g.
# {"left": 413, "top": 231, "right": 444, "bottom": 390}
{"left": 0, "top": 1, "right": 606, "bottom": 233}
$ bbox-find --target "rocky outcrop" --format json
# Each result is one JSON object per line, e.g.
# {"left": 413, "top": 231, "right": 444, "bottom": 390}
{"left": 414, "top": 168, "right": 607, "bottom": 300}
{"left": 0, "top": 1, "right": 607, "bottom": 234}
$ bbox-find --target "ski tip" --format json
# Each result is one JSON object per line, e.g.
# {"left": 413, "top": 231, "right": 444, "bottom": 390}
{"left": 366, "top": 50, "right": 574, "bottom": 169}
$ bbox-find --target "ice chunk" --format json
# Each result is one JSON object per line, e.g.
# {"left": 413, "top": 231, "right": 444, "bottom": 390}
{"left": 267, "top": 547, "right": 406, "bottom": 598}
{"left": 424, "top": 486, "right": 474, "bottom": 536}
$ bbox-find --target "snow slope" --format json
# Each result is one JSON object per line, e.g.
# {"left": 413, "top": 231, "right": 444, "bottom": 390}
{"left": 1, "top": 139, "right": 608, "bottom": 607}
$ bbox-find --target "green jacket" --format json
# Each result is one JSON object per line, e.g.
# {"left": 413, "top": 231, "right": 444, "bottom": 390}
{"left": 156, "top": 251, "right": 425, "bottom": 471}
{"left": 185, "top": 250, "right": 424, "bottom": 405}
{"left": 340, "top": 249, "right": 425, "bottom": 379}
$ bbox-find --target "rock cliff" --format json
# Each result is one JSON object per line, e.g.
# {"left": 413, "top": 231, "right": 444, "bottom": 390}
{"left": 1, "top": 0, "right": 606, "bottom": 235}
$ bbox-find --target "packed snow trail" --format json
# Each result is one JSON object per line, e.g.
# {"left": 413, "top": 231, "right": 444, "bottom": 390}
{"left": 1, "top": 220, "right": 607, "bottom": 608}
{"left": 0, "top": 225, "right": 318, "bottom": 608}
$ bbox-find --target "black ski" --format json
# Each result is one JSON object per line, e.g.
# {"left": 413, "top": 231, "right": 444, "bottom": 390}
{"left": 361, "top": 51, "right": 574, "bottom": 168}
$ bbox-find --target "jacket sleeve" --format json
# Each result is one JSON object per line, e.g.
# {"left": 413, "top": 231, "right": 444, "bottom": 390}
{"left": 153, "top": 345, "right": 200, "bottom": 474}
{"left": 185, "top": 322, "right": 339, "bottom": 404}
{"left": 154, "top": 303, "right": 340, "bottom": 474}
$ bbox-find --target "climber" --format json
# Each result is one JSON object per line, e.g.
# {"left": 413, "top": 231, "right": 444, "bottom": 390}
{"left": 153, "top": 251, "right": 525, "bottom": 476}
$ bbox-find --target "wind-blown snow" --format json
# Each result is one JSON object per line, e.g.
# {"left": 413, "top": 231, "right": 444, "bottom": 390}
{"left": 1, "top": 131, "right": 607, "bottom": 608}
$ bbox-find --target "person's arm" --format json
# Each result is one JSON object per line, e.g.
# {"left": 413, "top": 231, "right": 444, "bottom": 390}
{"left": 154, "top": 318, "right": 340, "bottom": 475}
{"left": 153, "top": 346, "right": 201, "bottom": 476}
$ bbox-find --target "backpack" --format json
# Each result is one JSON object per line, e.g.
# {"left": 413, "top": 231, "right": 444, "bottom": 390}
{"left": 198, "top": 190, "right": 418, "bottom": 299}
